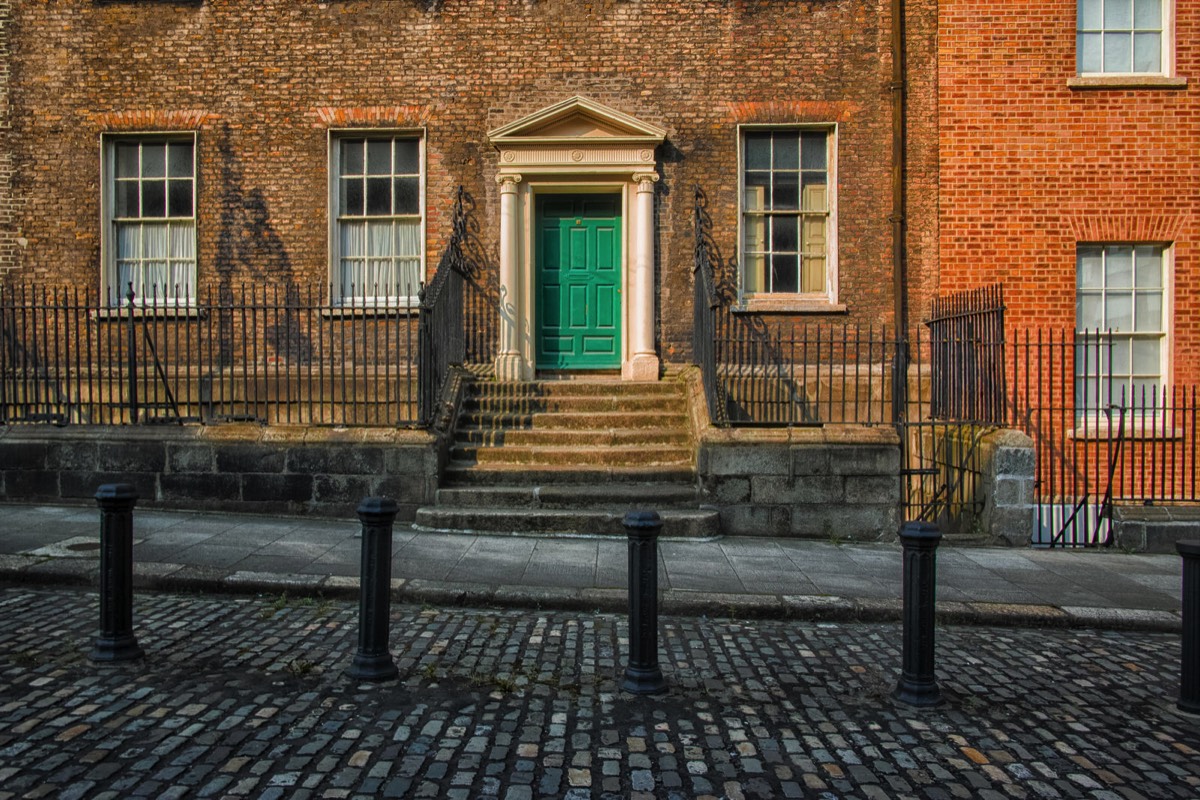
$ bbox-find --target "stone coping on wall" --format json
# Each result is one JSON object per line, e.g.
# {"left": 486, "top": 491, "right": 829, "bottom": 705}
{"left": 0, "top": 423, "right": 436, "bottom": 447}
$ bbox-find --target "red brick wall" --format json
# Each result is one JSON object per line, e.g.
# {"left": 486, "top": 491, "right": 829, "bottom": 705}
{"left": 939, "top": 0, "right": 1200, "bottom": 385}
{"left": 4, "top": 0, "right": 937, "bottom": 363}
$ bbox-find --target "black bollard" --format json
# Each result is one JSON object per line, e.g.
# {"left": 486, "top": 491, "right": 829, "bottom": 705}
{"left": 347, "top": 497, "right": 399, "bottom": 682}
{"left": 622, "top": 510, "right": 666, "bottom": 695}
{"left": 90, "top": 483, "right": 144, "bottom": 662}
{"left": 1177, "top": 540, "right": 1200, "bottom": 714}
{"left": 893, "top": 521, "right": 943, "bottom": 707}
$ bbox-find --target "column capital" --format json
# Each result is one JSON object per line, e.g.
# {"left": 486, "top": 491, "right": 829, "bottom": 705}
{"left": 496, "top": 173, "right": 523, "bottom": 191}
{"left": 632, "top": 172, "right": 660, "bottom": 191}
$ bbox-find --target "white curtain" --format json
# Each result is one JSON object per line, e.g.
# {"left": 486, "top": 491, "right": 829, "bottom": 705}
{"left": 115, "top": 221, "right": 195, "bottom": 303}
{"left": 340, "top": 219, "right": 420, "bottom": 300}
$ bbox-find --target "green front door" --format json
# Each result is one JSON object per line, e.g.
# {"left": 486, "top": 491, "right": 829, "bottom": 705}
{"left": 536, "top": 195, "right": 622, "bottom": 369}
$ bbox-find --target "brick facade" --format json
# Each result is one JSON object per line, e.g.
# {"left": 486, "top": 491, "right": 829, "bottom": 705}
{"left": 3, "top": 0, "right": 938, "bottom": 364}
{"left": 939, "top": 0, "right": 1199, "bottom": 384}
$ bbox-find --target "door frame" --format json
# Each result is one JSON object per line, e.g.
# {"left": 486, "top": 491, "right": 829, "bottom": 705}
{"left": 533, "top": 190, "right": 625, "bottom": 371}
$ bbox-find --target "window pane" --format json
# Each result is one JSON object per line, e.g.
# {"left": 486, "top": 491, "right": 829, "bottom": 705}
{"left": 771, "top": 215, "right": 798, "bottom": 252}
{"left": 801, "top": 132, "right": 827, "bottom": 170}
{"left": 1105, "top": 246, "right": 1133, "bottom": 287}
{"left": 745, "top": 172, "right": 770, "bottom": 209}
{"left": 168, "top": 142, "right": 193, "bottom": 178}
{"left": 1132, "top": 338, "right": 1160, "bottom": 370}
{"left": 116, "top": 223, "right": 140, "bottom": 261}
{"left": 341, "top": 178, "right": 363, "bottom": 216}
{"left": 1079, "top": 33, "right": 1103, "bottom": 72}
{"left": 1110, "top": 337, "right": 1131, "bottom": 375}
{"left": 1134, "top": 291, "right": 1162, "bottom": 331}
{"left": 366, "top": 177, "right": 391, "bottom": 216}
{"left": 1104, "top": 32, "right": 1131, "bottom": 72}
{"left": 395, "top": 219, "right": 421, "bottom": 258}
{"left": 341, "top": 220, "right": 366, "bottom": 259}
{"left": 743, "top": 183, "right": 766, "bottom": 212}
{"left": 801, "top": 257, "right": 825, "bottom": 293}
{"left": 771, "top": 254, "right": 798, "bottom": 293}
{"left": 1104, "top": 0, "right": 1131, "bottom": 28}
{"left": 368, "top": 220, "right": 393, "bottom": 257}
{"left": 116, "top": 143, "right": 139, "bottom": 179}
{"left": 1133, "top": 0, "right": 1160, "bottom": 28}
{"left": 801, "top": 174, "right": 827, "bottom": 211}
{"left": 1105, "top": 294, "right": 1132, "bottom": 331}
{"left": 1133, "top": 32, "right": 1161, "bottom": 72}
{"left": 116, "top": 181, "right": 139, "bottom": 218}
{"left": 743, "top": 214, "right": 766, "bottom": 254}
{"left": 1077, "top": 246, "right": 1104, "bottom": 287}
{"left": 395, "top": 139, "right": 419, "bottom": 174}
{"left": 341, "top": 140, "right": 364, "bottom": 175}
{"left": 367, "top": 140, "right": 391, "bottom": 174}
{"left": 772, "top": 133, "right": 799, "bottom": 169}
{"left": 167, "top": 180, "right": 193, "bottom": 217}
{"left": 394, "top": 177, "right": 420, "bottom": 215}
{"left": 142, "top": 145, "right": 166, "bottom": 178}
{"left": 1077, "top": 291, "right": 1103, "bottom": 329}
{"left": 772, "top": 172, "right": 799, "bottom": 211}
{"left": 743, "top": 252, "right": 766, "bottom": 293}
{"left": 142, "top": 180, "right": 166, "bottom": 217}
{"left": 1134, "top": 247, "right": 1161, "bottom": 287}
{"left": 744, "top": 133, "right": 771, "bottom": 170}
{"left": 1079, "top": 0, "right": 1103, "bottom": 29}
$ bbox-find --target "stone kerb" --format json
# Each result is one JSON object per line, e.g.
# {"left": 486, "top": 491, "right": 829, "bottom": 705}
{"left": 698, "top": 425, "right": 901, "bottom": 539}
{"left": 0, "top": 425, "right": 438, "bottom": 519}
{"left": 977, "top": 428, "right": 1036, "bottom": 546}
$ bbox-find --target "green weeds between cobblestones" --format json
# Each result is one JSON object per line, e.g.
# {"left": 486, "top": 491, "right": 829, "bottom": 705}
{"left": 258, "top": 591, "right": 333, "bottom": 620}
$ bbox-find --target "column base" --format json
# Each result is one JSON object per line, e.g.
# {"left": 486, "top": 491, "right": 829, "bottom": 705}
{"left": 494, "top": 353, "right": 527, "bottom": 382}
{"left": 622, "top": 354, "right": 660, "bottom": 382}
{"left": 90, "top": 634, "right": 144, "bottom": 663}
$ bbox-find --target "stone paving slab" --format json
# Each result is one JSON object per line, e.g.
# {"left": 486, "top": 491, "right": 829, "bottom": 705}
{"left": 0, "top": 503, "right": 1188, "bottom": 632}
{"left": 0, "top": 587, "right": 1198, "bottom": 799}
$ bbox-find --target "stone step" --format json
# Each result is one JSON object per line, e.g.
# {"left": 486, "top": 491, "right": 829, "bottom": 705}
{"left": 435, "top": 483, "right": 703, "bottom": 510}
{"left": 471, "top": 380, "right": 682, "bottom": 399}
{"left": 454, "top": 427, "right": 691, "bottom": 448}
{"left": 443, "top": 464, "right": 698, "bottom": 486}
{"left": 463, "top": 394, "right": 681, "bottom": 414}
{"left": 413, "top": 506, "right": 720, "bottom": 538}
{"left": 457, "top": 410, "right": 688, "bottom": 431}
{"left": 449, "top": 444, "right": 694, "bottom": 468}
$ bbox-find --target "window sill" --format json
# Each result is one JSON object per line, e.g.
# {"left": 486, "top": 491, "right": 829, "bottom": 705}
{"left": 1068, "top": 75, "right": 1188, "bottom": 91}
{"left": 732, "top": 296, "right": 847, "bottom": 315}
{"left": 321, "top": 303, "right": 419, "bottom": 319}
{"left": 1070, "top": 423, "right": 1184, "bottom": 442}
{"left": 92, "top": 305, "right": 205, "bottom": 322}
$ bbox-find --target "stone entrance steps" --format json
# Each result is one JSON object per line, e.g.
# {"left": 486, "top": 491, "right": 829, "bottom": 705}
{"left": 414, "top": 379, "right": 718, "bottom": 537}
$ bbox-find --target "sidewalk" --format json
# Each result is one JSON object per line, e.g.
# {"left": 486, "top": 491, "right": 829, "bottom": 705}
{"left": 0, "top": 502, "right": 1185, "bottom": 631}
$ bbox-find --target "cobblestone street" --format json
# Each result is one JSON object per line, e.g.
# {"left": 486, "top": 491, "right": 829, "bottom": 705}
{"left": 0, "top": 587, "right": 1197, "bottom": 800}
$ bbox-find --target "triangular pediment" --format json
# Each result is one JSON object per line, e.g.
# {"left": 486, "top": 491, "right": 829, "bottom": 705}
{"left": 488, "top": 96, "right": 666, "bottom": 145}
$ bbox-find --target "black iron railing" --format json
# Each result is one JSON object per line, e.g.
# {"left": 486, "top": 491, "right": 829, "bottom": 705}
{"left": 1008, "top": 328, "right": 1198, "bottom": 546}
{"left": 692, "top": 188, "right": 729, "bottom": 426}
{"left": 0, "top": 282, "right": 422, "bottom": 427}
{"left": 926, "top": 284, "right": 1006, "bottom": 424}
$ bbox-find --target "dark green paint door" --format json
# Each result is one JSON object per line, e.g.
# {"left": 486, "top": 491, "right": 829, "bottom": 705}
{"left": 536, "top": 195, "right": 622, "bottom": 369}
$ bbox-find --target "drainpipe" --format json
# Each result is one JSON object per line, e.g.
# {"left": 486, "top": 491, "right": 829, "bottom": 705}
{"left": 890, "top": 0, "right": 909, "bottom": 427}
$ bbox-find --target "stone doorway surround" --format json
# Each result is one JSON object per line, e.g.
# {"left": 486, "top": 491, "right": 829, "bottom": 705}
{"left": 488, "top": 96, "right": 667, "bottom": 381}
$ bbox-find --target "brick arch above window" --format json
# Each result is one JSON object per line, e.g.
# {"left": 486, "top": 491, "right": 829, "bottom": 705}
{"left": 88, "top": 110, "right": 214, "bottom": 132}
{"left": 1066, "top": 213, "right": 1186, "bottom": 244}
{"left": 315, "top": 106, "right": 430, "bottom": 129}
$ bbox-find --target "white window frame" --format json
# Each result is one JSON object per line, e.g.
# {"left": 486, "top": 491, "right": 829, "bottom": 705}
{"left": 100, "top": 132, "right": 198, "bottom": 307}
{"left": 1076, "top": 0, "right": 1174, "bottom": 77}
{"left": 736, "top": 124, "right": 838, "bottom": 311}
{"left": 1074, "top": 243, "right": 1173, "bottom": 428}
{"left": 327, "top": 129, "right": 426, "bottom": 307}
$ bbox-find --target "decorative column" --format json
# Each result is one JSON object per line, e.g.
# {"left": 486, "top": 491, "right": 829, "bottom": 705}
{"left": 495, "top": 174, "right": 524, "bottom": 381}
{"left": 624, "top": 172, "right": 660, "bottom": 381}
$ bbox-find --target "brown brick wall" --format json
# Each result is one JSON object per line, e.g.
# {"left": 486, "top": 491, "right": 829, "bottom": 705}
{"left": 939, "top": 0, "right": 1200, "bottom": 384}
{"left": 5, "top": 0, "right": 937, "bottom": 363}
{"left": 0, "top": 0, "right": 16, "bottom": 276}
